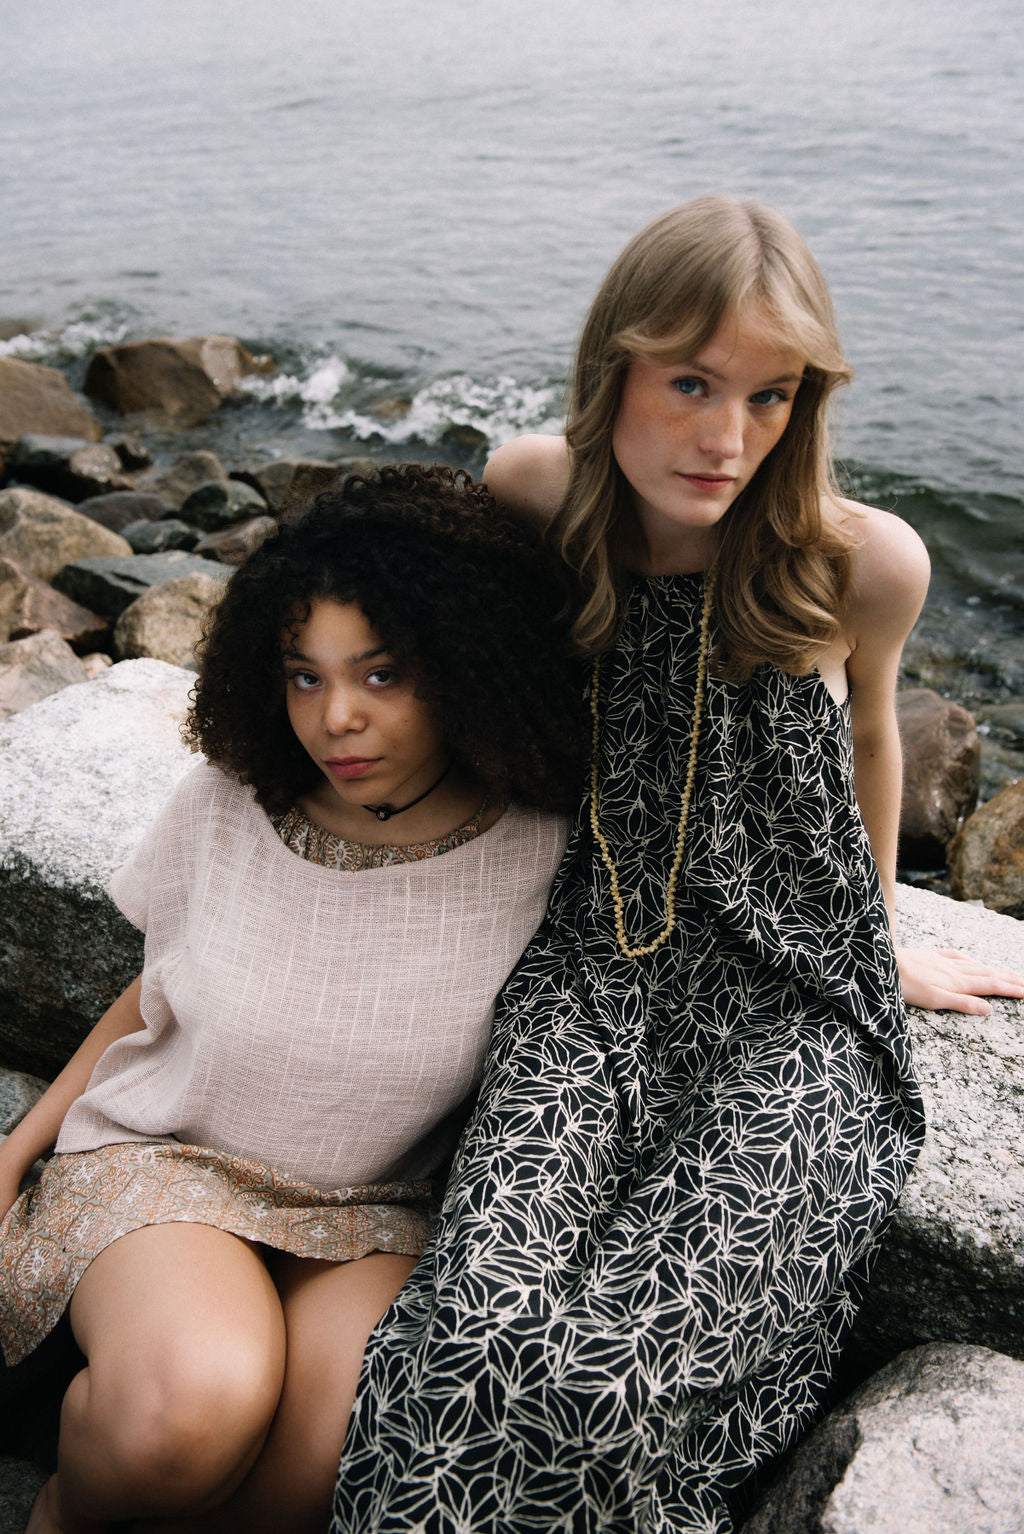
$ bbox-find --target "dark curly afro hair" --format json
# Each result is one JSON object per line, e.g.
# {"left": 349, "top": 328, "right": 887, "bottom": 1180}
{"left": 184, "top": 463, "right": 587, "bottom": 815}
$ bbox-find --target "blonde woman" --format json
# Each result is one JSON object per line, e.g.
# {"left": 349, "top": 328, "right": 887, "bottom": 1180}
{"left": 332, "top": 198, "right": 1022, "bottom": 1533}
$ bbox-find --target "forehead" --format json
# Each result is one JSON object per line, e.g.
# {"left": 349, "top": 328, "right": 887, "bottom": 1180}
{"left": 640, "top": 302, "right": 808, "bottom": 375}
{"left": 284, "top": 599, "right": 381, "bottom": 653}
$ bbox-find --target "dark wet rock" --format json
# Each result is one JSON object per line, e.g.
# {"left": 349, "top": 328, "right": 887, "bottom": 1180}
{"left": 0, "top": 488, "right": 131, "bottom": 583}
{"left": 0, "top": 358, "right": 101, "bottom": 452}
{"left": 113, "top": 572, "right": 227, "bottom": 667}
{"left": 0, "top": 558, "right": 109, "bottom": 654}
{"left": 52, "top": 551, "right": 229, "bottom": 624}
{"left": 440, "top": 422, "right": 489, "bottom": 454}
{"left": 897, "top": 688, "right": 980, "bottom": 869}
{"left": 106, "top": 433, "right": 153, "bottom": 470}
{"left": 137, "top": 449, "right": 228, "bottom": 508}
{"left": 949, "top": 780, "right": 1024, "bottom": 919}
{"left": 180, "top": 477, "right": 266, "bottom": 531}
{"left": 193, "top": 514, "right": 276, "bottom": 565}
{"left": 83, "top": 336, "right": 272, "bottom": 426}
{"left": 122, "top": 518, "right": 199, "bottom": 554}
{"left": 246, "top": 458, "right": 349, "bottom": 513}
{"left": 0, "top": 660, "right": 195, "bottom": 1075}
{"left": 8, "top": 435, "right": 133, "bottom": 503}
{"left": 0, "top": 631, "right": 88, "bottom": 723}
{"left": 75, "top": 489, "right": 175, "bottom": 534}
{"left": 741, "top": 1343, "right": 1024, "bottom": 1534}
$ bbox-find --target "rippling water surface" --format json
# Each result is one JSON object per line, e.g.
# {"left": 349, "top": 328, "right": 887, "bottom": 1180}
{"left": 1, "top": 0, "right": 1021, "bottom": 785}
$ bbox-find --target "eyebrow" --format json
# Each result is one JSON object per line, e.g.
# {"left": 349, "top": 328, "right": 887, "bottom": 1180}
{"left": 282, "top": 645, "right": 389, "bottom": 665}
{"left": 682, "top": 360, "right": 803, "bottom": 387}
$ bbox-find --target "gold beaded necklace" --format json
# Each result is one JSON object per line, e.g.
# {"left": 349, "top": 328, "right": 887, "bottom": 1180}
{"left": 589, "top": 570, "right": 717, "bottom": 959}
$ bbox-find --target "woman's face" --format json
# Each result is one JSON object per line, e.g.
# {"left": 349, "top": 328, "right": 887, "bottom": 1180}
{"left": 611, "top": 305, "right": 806, "bottom": 572}
{"left": 283, "top": 599, "right": 446, "bottom": 829}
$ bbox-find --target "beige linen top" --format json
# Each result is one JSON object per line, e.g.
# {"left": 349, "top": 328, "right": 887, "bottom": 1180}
{"left": 57, "top": 764, "right": 567, "bottom": 1189}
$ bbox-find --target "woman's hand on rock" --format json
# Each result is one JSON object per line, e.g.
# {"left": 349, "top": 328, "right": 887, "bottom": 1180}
{"left": 897, "top": 945, "right": 1024, "bottom": 1015}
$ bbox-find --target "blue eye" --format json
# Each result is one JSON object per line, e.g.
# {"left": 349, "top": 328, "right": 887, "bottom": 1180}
{"left": 672, "top": 376, "right": 704, "bottom": 397}
{"left": 750, "top": 388, "right": 787, "bottom": 407}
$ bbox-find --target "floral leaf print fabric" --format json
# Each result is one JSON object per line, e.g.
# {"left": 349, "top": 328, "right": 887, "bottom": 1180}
{"left": 333, "top": 574, "right": 924, "bottom": 1534}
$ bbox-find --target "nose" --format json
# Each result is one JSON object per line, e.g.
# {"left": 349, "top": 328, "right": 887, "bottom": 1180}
{"left": 698, "top": 397, "right": 745, "bottom": 460}
{"left": 321, "top": 682, "right": 366, "bottom": 737}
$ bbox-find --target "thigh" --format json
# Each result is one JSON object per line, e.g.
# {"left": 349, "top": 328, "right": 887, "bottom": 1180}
{"left": 138, "top": 1251, "right": 419, "bottom": 1534}
{"left": 69, "top": 1222, "right": 287, "bottom": 1418}
{"left": 272, "top": 1250, "right": 418, "bottom": 1444}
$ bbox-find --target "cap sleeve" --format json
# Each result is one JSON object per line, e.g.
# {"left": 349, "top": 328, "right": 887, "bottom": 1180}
{"left": 108, "top": 764, "right": 209, "bottom": 934}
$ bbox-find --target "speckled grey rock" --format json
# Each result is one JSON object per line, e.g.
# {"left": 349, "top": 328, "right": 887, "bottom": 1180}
{"left": 0, "top": 1068, "right": 48, "bottom": 1135}
{"left": 0, "top": 1456, "right": 47, "bottom": 1533}
{"left": 0, "top": 659, "right": 199, "bottom": 1077}
{"left": 51, "top": 550, "right": 229, "bottom": 623}
{"left": 852, "top": 885, "right": 1024, "bottom": 1360}
{"left": 742, "top": 1343, "right": 1024, "bottom": 1534}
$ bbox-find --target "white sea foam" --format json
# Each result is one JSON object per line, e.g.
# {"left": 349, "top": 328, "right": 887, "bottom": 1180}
{"left": 243, "top": 357, "right": 563, "bottom": 451}
{"left": 0, "top": 311, "right": 133, "bottom": 364}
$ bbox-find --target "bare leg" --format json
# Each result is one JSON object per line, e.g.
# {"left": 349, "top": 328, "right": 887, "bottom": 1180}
{"left": 141, "top": 1250, "right": 417, "bottom": 1534}
{"left": 27, "top": 1223, "right": 286, "bottom": 1534}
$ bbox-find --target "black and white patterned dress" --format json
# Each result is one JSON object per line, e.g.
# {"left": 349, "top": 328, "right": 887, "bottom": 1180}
{"left": 333, "top": 572, "right": 925, "bottom": 1534}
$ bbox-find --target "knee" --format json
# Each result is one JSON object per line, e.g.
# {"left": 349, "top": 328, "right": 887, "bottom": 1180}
{"left": 72, "top": 1346, "right": 283, "bottom": 1514}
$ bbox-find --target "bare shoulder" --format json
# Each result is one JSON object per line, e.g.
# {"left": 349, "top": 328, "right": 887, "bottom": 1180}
{"left": 828, "top": 496, "right": 931, "bottom": 639}
{"left": 483, "top": 434, "right": 571, "bottom": 527}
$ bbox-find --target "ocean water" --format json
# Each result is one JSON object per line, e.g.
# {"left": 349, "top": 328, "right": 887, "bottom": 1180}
{"left": 1, "top": 0, "right": 1021, "bottom": 785}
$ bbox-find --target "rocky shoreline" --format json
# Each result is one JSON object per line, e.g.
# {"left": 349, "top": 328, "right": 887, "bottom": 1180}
{"left": 1, "top": 336, "right": 1022, "bottom": 1530}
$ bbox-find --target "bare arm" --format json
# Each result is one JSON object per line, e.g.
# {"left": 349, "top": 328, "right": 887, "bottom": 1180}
{"left": 843, "top": 505, "right": 1024, "bottom": 1013}
{"left": 0, "top": 975, "right": 145, "bottom": 1216}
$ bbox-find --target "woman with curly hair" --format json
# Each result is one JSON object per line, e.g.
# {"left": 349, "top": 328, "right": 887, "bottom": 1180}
{"left": 0, "top": 464, "right": 584, "bottom": 1534}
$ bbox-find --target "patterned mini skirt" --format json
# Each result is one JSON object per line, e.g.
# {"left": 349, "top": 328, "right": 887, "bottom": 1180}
{"left": 0, "top": 1141, "right": 435, "bottom": 1366}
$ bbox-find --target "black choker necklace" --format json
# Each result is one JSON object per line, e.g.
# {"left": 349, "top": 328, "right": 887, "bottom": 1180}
{"left": 363, "top": 763, "right": 452, "bottom": 823}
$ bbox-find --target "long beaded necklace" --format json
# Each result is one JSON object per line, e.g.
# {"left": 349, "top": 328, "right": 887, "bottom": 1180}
{"left": 589, "top": 569, "right": 717, "bottom": 959}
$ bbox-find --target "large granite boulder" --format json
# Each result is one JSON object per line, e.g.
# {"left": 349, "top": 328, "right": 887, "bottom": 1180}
{"left": 83, "top": 337, "right": 270, "bottom": 426}
{"left": 949, "top": 780, "right": 1024, "bottom": 919}
{"left": 52, "top": 550, "right": 229, "bottom": 624}
{"left": 0, "top": 359, "right": 100, "bottom": 452}
{"left": 742, "top": 1343, "right": 1024, "bottom": 1534}
{"left": 0, "top": 660, "right": 199, "bottom": 1077}
{"left": 0, "top": 631, "right": 88, "bottom": 722}
{"left": 0, "top": 489, "right": 131, "bottom": 583}
{"left": 897, "top": 687, "right": 980, "bottom": 868}
{"left": 112, "top": 571, "right": 226, "bottom": 667}
{"left": 853, "top": 884, "right": 1024, "bottom": 1362}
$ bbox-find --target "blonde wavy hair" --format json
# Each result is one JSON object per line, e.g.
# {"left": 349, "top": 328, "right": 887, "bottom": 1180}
{"left": 552, "top": 195, "right": 856, "bottom": 676}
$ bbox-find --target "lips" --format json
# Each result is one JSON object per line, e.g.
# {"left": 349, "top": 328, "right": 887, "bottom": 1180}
{"left": 325, "top": 757, "right": 379, "bottom": 780}
{"left": 678, "top": 474, "right": 735, "bottom": 489}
